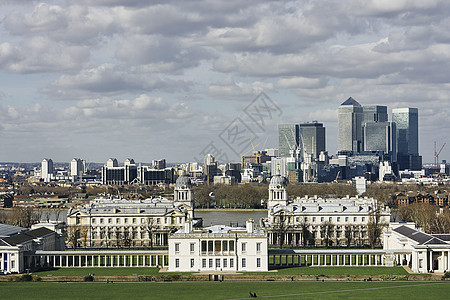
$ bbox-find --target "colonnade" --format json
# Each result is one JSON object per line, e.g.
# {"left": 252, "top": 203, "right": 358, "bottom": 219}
{"left": 24, "top": 251, "right": 168, "bottom": 270}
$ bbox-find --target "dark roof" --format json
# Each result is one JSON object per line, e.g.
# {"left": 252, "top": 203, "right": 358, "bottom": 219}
{"left": 341, "top": 97, "right": 361, "bottom": 106}
{"left": 2, "top": 227, "right": 54, "bottom": 246}
{"left": 0, "top": 223, "right": 27, "bottom": 237}
{"left": 432, "top": 234, "right": 450, "bottom": 241}
{"left": 393, "top": 225, "right": 450, "bottom": 245}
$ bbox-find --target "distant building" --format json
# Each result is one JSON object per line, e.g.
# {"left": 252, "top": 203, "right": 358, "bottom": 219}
{"left": 338, "top": 97, "right": 363, "bottom": 153}
{"left": 152, "top": 159, "right": 166, "bottom": 170}
{"left": 70, "top": 158, "right": 84, "bottom": 178}
{"left": 41, "top": 158, "right": 54, "bottom": 181}
{"left": 362, "top": 122, "right": 397, "bottom": 161}
{"left": 362, "top": 105, "right": 388, "bottom": 124}
{"left": 278, "top": 124, "right": 299, "bottom": 158}
{"left": 299, "top": 122, "right": 326, "bottom": 160}
{"left": 101, "top": 158, "right": 138, "bottom": 185}
{"left": 392, "top": 108, "right": 421, "bottom": 170}
{"left": 168, "top": 219, "right": 268, "bottom": 272}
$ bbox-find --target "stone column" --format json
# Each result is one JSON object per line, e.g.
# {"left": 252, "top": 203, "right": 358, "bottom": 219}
{"left": 429, "top": 251, "right": 433, "bottom": 272}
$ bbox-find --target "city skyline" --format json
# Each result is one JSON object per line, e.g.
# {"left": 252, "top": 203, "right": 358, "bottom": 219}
{"left": 1, "top": 1, "right": 450, "bottom": 164}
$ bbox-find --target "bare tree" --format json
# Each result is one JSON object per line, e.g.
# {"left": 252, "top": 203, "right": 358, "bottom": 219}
{"left": 344, "top": 224, "right": 355, "bottom": 247}
{"left": 272, "top": 213, "right": 291, "bottom": 249}
{"left": 141, "top": 217, "right": 158, "bottom": 249}
{"left": 367, "top": 204, "right": 388, "bottom": 248}
{"left": 8, "top": 206, "right": 38, "bottom": 228}
{"left": 299, "top": 220, "right": 310, "bottom": 247}
{"left": 320, "top": 221, "right": 334, "bottom": 247}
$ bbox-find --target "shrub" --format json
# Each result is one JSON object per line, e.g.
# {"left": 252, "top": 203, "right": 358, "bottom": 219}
{"left": 84, "top": 275, "right": 94, "bottom": 282}
{"left": 20, "top": 274, "right": 33, "bottom": 282}
{"left": 442, "top": 272, "right": 450, "bottom": 280}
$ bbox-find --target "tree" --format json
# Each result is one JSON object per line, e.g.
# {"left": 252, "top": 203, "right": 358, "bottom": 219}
{"left": 8, "top": 206, "right": 37, "bottom": 228}
{"left": 344, "top": 224, "right": 355, "bottom": 247}
{"left": 320, "top": 221, "right": 334, "bottom": 247}
{"left": 367, "top": 203, "right": 388, "bottom": 248}
{"left": 298, "top": 220, "right": 310, "bottom": 247}
{"left": 272, "top": 212, "right": 291, "bottom": 249}
{"left": 141, "top": 217, "right": 158, "bottom": 249}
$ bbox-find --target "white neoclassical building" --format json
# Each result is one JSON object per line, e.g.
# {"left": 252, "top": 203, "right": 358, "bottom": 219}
{"left": 66, "top": 175, "right": 198, "bottom": 248}
{"left": 383, "top": 222, "right": 450, "bottom": 273}
{"left": 168, "top": 219, "right": 268, "bottom": 272}
{"left": 265, "top": 174, "right": 391, "bottom": 247}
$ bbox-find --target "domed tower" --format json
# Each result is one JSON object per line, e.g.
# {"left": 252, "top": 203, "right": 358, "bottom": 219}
{"left": 174, "top": 175, "right": 194, "bottom": 218}
{"left": 268, "top": 174, "right": 288, "bottom": 209}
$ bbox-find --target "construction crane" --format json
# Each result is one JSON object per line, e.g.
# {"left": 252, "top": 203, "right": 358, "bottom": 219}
{"left": 434, "top": 142, "right": 446, "bottom": 169}
{"left": 11, "top": 160, "right": 22, "bottom": 195}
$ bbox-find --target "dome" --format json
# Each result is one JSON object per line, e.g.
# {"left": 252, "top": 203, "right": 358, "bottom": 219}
{"left": 175, "top": 175, "right": 192, "bottom": 188}
{"left": 270, "top": 174, "right": 288, "bottom": 187}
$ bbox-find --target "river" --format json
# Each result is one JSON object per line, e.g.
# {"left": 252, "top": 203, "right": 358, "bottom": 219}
{"left": 34, "top": 209, "right": 268, "bottom": 226}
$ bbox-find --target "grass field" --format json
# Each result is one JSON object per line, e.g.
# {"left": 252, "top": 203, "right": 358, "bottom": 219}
{"left": 30, "top": 266, "right": 410, "bottom": 277}
{"left": 32, "top": 267, "right": 161, "bottom": 276}
{"left": 0, "top": 281, "right": 449, "bottom": 299}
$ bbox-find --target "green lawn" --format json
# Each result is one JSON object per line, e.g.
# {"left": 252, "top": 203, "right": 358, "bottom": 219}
{"left": 32, "top": 267, "right": 161, "bottom": 276}
{"left": 274, "top": 266, "right": 409, "bottom": 276}
{"left": 0, "top": 281, "right": 449, "bottom": 299}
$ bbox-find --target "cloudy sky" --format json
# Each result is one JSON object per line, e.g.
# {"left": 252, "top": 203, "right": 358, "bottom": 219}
{"left": 1, "top": 0, "right": 449, "bottom": 164}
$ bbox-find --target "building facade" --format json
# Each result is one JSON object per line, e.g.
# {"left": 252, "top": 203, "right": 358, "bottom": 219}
{"left": 67, "top": 176, "right": 197, "bottom": 248}
{"left": 168, "top": 220, "right": 268, "bottom": 272}
{"left": 278, "top": 124, "right": 300, "bottom": 158}
{"left": 338, "top": 97, "right": 363, "bottom": 153}
{"left": 265, "top": 174, "right": 390, "bottom": 247}
{"left": 392, "top": 108, "right": 421, "bottom": 170}
{"left": 299, "top": 122, "right": 326, "bottom": 160}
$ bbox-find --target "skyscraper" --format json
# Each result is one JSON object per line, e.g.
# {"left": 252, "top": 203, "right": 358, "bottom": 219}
{"left": 299, "top": 122, "right": 326, "bottom": 159}
{"left": 278, "top": 124, "right": 299, "bottom": 157}
{"left": 392, "top": 108, "right": 421, "bottom": 170}
{"left": 41, "top": 158, "right": 53, "bottom": 180}
{"left": 338, "top": 97, "right": 363, "bottom": 153}
{"left": 362, "top": 105, "right": 388, "bottom": 124}
{"left": 362, "top": 121, "right": 396, "bottom": 160}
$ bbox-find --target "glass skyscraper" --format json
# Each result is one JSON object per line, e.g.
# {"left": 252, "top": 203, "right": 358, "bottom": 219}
{"left": 299, "top": 122, "right": 326, "bottom": 159}
{"left": 392, "top": 108, "right": 421, "bottom": 170}
{"left": 338, "top": 97, "right": 363, "bottom": 153}
{"left": 278, "top": 124, "right": 299, "bottom": 157}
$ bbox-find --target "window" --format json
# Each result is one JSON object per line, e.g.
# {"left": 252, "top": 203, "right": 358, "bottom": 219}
{"left": 337, "top": 217, "right": 340, "bottom": 222}
{"left": 230, "top": 258, "right": 234, "bottom": 268}
{"left": 100, "top": 218, "right": 104, "bottom": 224}
{"left": 116, "top": 218, "right": 120, "bottom": 224}
{"left": 157, "top": 218, "right": 161, "bottom": 224}
{"left": 141, "top": 218, "right": 145, "bottom": 224}
{"left": 313, "top": 217, "right": 316, "bottom": 222}
{"left": 321, "top": 217, "right": 324, "bottom": 222}
{"left": 190, "top": 243, "right": 195, "bottom": 252}
{"left": 242, "top": 258, "right": 246, "bottom": 268}
{"left": 215, "top": 241, "right": 221, "bottom": 252}
{"left": 190, "top": 259, "right": 195, "bottom": 268}
{"left": 257, "top": 258, "right": 261, "bottom": 268}
{"left": 175, "top": 243, "right": 180, "bottom": 253}
{"left": 304, "top": 217, "right": 308, "bottom": 222}
{"left": 329, "top": 217, "right": 332, "bottom": 222}
{"left": 229, "top": 240, "right": 235, "bottom": 251}
{"left": 362, "top": 217, "right": 365, "bottom": 222}
{"left": 202, "top": 259, "right": 206, "bottom": 268}
{"left": 132, "top": 218, "right": 136, "bottom": 224}
{"left": 175, "top": 259, "right": 179, "bottom": 268}
{"left": 222, "top": 241, "right": 228, "bottom": 252}
{"left": 201, "top": 241, "right": 207, "bottom": 253}
{"left": 108, "top": 218, "right": 112, "bottom": 224}
{"left": 92, "top": 218, "right": 96, "bottom": 224}
{"left": 241, "top": 243, "right": 247, "bottom": 253}
{"left": 353, "top": 217, "right": 357, "bottom": 222}
{"left": 76, "top": 217, "right": 80, "bottom": 225}
{"left": 345, "top": 217, "right": 348, "bottom": 222}
{"left": 209, "top": 259, "right": 213, "bottom": 268}
{"left": 208, "top": 241, "right": 213, "bottom": 253}
{"left": 216, "top": 258, "right": 220, "bottom": 268}
{"left": 124, "top": 218, "right": 128, "bottom": 224}
{"left": 11, "top": 260, "right": 15, "bottom": 269}
{"left": 223, "top": 259, "right": 227, "bottom": 268}
{"left": 256, "top": 243, "right": 261, "bottom": 252}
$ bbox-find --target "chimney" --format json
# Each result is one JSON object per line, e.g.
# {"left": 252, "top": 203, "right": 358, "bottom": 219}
{"left": 246, "top": 219, "right": 254, "bottom": 233}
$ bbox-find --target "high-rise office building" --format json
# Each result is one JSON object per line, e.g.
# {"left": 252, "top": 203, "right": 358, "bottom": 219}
{"left": 362, "top": 121, "right": 396, "bottom": 160}
{"left": 362, "top": 105, "right": 388, "bottom": 124}
{"left": 299, "top": 122, "right": 326, "bottom": 160}
{"left": 278, "top": 124, "right": 300, "bottom": 157}
{"left": 338, "top": 97, "right": 363, "bottom": 153}
{"left": 392, "top": 108, "right": 421, "bottom": 170}
{"left": 41, "top": 158, "right": 54, "bottom": 180}
{"left": 70, "top": 158, "right": 84, "bottom": 177}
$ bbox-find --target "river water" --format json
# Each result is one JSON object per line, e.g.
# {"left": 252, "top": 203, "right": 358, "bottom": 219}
{"left": 36, "top": 209, "right": 268, "bottom": 226}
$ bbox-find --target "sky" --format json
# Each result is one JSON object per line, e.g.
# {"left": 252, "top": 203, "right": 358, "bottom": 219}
{"left": 0, "top": 0, "right": 450, "bottom": 165}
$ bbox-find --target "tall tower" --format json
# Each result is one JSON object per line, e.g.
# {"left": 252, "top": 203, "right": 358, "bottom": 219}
{"left": 70, "top": 158, "right": 83, "bottom": 177}
{"left": 362, "top": 122, "right": 397, "bottom": 160}
{"left": 338, "top": 97, "right": 363, "bottom": 153}
{"left": 41, "top": 158, "right": 54, "bottom": 180}
{"left": 392, "top": 108, "right": 420, "bottom": 170}
{"left": 174, "top": 175, "right": 194, "bottom": 219}
{"left": 362, "top": 105, "right": 388, "bottom": 124}
{"left": 268, "top": 174, "right": 288, "bottom": 210}
{"left": 299, "top": 122, "right": 326, "bottom": 160}
{"left": 278, "top": 124, "right": 299, "bottom": 158}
